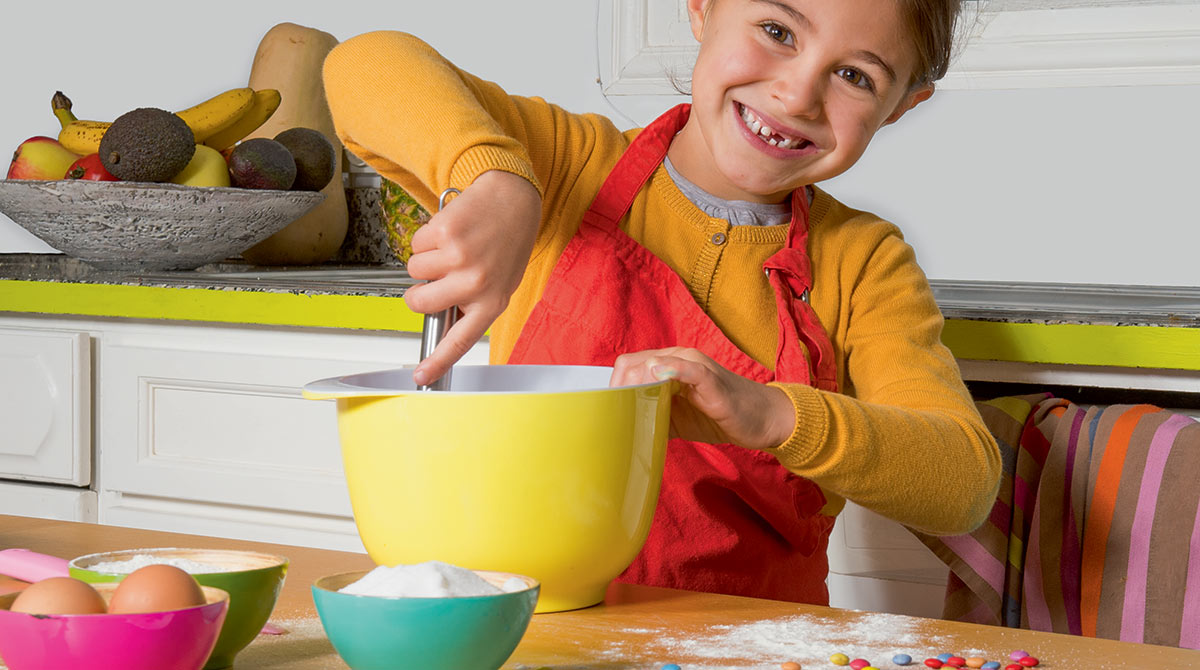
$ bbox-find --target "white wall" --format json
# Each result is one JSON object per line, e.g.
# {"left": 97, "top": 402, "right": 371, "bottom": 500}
{"left": 3, "top": 1, "right": 1197, "bottom": 288}
{"left": 0, "top": 0, "right": 619, "bottom": 252}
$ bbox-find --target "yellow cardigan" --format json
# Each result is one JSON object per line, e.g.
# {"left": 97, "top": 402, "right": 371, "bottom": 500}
{"left": 323, "top": 30, "right": 1001, "bottom": 535}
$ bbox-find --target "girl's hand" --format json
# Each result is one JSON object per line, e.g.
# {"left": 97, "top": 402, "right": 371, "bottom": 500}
{"left": 610, "top": 348, "right": 797, "bottom": 450}
{"left": 404, "top": 170, "right": 542, "bottom": 387}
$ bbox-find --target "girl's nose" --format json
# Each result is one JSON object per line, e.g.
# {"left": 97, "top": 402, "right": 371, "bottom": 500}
{"left": 771, "top": 65, "right": 825, "bottom": 120}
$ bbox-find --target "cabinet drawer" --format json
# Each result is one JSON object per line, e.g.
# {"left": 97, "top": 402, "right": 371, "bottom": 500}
{"left": 0, "top": 327, "right": 90, "bottom": 485}
{"left": 0, "top": 479, "right": 96, "bottom": 522}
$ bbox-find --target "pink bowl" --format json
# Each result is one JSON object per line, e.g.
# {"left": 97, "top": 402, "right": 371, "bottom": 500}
{"left": 0, "top": 583, "right": 229, "bottom": 670}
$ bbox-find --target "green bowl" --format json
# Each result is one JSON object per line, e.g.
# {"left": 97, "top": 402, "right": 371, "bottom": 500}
{"left": 312, "top": 569, "right": 538, "bottom": 670}
{"left": 69, "top": 547, "right": 288, "bottom": 670}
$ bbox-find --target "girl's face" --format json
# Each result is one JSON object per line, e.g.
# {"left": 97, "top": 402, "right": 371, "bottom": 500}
{"left": 670, "top": 0, "right": 934, "bottom": 203}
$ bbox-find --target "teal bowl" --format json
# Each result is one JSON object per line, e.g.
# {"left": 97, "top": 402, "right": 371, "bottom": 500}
{"left": 312, "top": 569, "right": 539, "bottom": 670}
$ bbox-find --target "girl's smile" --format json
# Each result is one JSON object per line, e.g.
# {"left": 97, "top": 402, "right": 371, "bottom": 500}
{"left": 736, "top": 102, "right": 815, "bottom": 154}
{"left": 668, "top": 0, "right": 934, "bottom": 204}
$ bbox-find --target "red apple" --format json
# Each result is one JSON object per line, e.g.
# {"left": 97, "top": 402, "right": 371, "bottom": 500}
{"left": 65, "top": 153, "right": 119, "bottom": 181}
{"left": 6, "top": 136, "right": 80, "bottom": 180}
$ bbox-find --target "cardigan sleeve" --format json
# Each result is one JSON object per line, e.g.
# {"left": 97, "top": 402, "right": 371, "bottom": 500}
{"left": 322, "top": 30, "right": 553, "bottom": 210}
{"left": 769, "top": 225, "right": 1001, "bottom": 536}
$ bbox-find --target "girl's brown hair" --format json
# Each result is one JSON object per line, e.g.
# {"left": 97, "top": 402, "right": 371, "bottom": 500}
{"left": 898, "top": 0, "right": 963, "bottom": 88}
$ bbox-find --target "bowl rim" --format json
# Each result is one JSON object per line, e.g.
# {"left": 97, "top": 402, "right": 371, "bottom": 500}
{"left": 68, "top": 547, "right": 289, "bottom": 576}
{"left": 0, "top": 178, "right": 326, "bottom": 200}
{"left": 312, "top": 568, "right": 540, "bottom": 600}
{"left": 0, "top": 583, "right": 230, "bottom": 618}
{"left": 303, "top": 364, "right": 672, "bottom": 399}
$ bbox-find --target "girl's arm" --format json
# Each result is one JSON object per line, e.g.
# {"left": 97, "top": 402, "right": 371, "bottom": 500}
{"left": 769, "top": 230, "right": 1001, "bottom": 536}
{"left": 323, "top": 30, "right": 544, "bottom": 211}
{"left": 611, "top": 232, "right": 1001, "bottom": 537}
{"left": 323, "top": 32, "right": 548, "bottom": 383}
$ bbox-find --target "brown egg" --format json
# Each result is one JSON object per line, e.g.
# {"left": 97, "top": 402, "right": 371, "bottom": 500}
{"left": 10, "top": 576, "right": 107, "bottom": 615}
{"left": 107, "top": 564, "right": 206, "bottom": 614}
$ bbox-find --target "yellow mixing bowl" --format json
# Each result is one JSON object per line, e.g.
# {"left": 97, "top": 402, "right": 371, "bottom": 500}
{"left": 303, "top": 365, "right": 672, "bottom": 613}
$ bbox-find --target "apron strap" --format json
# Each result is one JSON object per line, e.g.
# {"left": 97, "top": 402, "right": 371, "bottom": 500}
{"left": 581, "top": 103, "right": 692, "bottom": 229}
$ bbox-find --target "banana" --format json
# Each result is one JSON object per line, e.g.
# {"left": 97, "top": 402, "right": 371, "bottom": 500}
{"left": 53, "top": 91, "right": 110, "bottom": 155}
{"left": 174, "top": 87, "right": 255, "bottom": 143}
{"left": 202, "top": 89, "right": 281, "bottom": 151}
{"left": 52, "top": 87, "right": 259, "bottom": 155}
{"left": 58, "top": 120, "right": 110, "bottom": 155}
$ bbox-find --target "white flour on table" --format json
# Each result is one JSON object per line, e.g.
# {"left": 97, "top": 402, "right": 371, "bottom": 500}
{"left": 583, "top": 611, "right": 970, "bottom": 670}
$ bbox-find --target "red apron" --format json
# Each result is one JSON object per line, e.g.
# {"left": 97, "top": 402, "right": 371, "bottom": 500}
{"left": 508, "top": 103, "right": 839, "bottom": 604}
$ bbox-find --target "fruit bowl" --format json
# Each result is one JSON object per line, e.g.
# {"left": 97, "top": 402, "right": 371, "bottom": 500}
{"left": 0, "top": 179, "right": 324, "bottom": 271}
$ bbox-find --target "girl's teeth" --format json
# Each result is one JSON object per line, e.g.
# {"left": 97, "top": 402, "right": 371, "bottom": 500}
{"left": 739, "top": 105, "right": 802, "bottom": 149}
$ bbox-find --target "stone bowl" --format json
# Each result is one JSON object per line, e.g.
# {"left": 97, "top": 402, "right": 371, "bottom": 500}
{"left": 0, "top": 179, "right": 324, "bottom": 271}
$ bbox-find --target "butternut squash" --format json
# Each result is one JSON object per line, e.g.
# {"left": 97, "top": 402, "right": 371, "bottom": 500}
{"left": 240, "top": 22, "right": 348, "bottom": 265}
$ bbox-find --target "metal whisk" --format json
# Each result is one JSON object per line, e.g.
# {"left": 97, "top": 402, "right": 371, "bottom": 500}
{"left": 417, "top": 187, "right": 461, "bottom": 391}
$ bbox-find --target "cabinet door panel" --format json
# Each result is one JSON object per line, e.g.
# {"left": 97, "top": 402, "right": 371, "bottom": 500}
{"left": 99, "top": 324, "right": 489, "bottom": 517}
{"left": 0, "top": 328, "right": 90, "bottom": 485}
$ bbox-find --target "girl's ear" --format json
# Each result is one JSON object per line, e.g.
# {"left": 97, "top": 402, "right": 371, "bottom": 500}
{"left": 687, "top": 0, "right": 712, "bottom": 41}
{"left": 883, "top": 84, "right": 935, "bottom": 126}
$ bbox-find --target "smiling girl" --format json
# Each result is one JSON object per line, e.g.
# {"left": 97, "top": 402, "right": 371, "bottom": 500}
{"left": 323, "top": 0, "right": 1001, "bottom": 603}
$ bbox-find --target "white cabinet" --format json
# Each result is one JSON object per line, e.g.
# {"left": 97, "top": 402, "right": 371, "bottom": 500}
{"left": 826, "top": 504, "right": 948, "bottom": 617}
{"left": 0, "top": 313, "right": 490, "bottom": 550}
{"left": 0, "top": 326, "right": 90, "bottom": 486}
{"left": 0, "top": 480, "right": 96, "bottom": 523}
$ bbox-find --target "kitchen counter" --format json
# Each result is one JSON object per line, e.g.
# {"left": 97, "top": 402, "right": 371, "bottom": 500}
{"left": 0, "top": 253, "right": 423, "bottom": 332}
{"left": 2, "top": 514, "right": 1197, "bottom": 669}
{"left": 4, "top": 252, "right": 1200, "bottom": 370}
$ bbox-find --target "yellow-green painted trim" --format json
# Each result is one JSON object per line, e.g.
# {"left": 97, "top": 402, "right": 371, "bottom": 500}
{"left": 3, "top": 280, "right": 1198, "bottom": 370}
{"left": 943, "top": 319, "right": 1200, "bottom": 371}
{"left": 0, "top": 279, "right": 424, "bottom": 332}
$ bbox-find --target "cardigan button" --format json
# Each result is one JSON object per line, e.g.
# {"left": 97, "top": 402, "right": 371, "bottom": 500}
{"left": 710, "top": 232, "right": 727, "bottom": 245}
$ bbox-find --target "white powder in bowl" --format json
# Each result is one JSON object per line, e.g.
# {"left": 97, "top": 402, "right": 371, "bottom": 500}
{"left": 339, "top": 561, "right": 529, "bottom": 598}
{"left": 84, "top": 554, "right": 228, "bottom": 575}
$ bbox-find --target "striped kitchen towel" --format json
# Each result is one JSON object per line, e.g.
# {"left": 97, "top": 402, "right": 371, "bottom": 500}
{"left": 914, "top": 395, "right": 1200, "bottom": 649}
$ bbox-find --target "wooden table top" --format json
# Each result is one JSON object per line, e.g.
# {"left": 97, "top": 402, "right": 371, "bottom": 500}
{"left": 2, "top": 514, "right": 1197, "bottom": 669}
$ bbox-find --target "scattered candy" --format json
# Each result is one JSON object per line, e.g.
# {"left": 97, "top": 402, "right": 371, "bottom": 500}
{"left": 893, "top": 653, "right": 913, "bottom": 665}
{"left": 1009, "top": 651, "right": 1029, "bottom": 661}
{"left": 661, "top": 665, "right": 681, "bottom": 670}
{"left": 965, "top": 658, "right": 986, "bottom": 668}
{"left": 1005, "top": 665, "right": 1022, "bottom": 670}
{"left": 1018, "top": 657, "right": 1039, "bottom": 667}
{"left": 937, "top": 654, "right": 954, "bottom": 662}
{"left": 924, "top": 660, "right": 944, "bottom": 669}
{"left": 830, "top": 653, "right": 850, "bottom": 666}
{"left": 946, "top": 656, "right": 966, "bottom": 667}
{"left": 982, "top": 663, "right": 1001, "bottom": 670}
{"left": 849, "top": 659, "right": 870, "bottom": 670}
{"left": 781, "top": 663, "right": 801, "bottom": 670}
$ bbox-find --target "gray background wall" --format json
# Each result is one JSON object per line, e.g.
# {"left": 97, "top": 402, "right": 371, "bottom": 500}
{"left": 3, "top": 0, "right": 1196, "bottom": 287}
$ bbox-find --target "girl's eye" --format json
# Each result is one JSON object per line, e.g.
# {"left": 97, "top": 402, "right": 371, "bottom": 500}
{"left": 836, "top": 67, "right": 874, "bottom": 92}
{"left": 760, "top": 21, "right": 793, "bottom": 45}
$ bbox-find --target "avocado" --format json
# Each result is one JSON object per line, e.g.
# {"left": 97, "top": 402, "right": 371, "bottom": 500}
{"left": 273, "top": 127, "right": 336, "bottom": 192}
{"left": 228, "top": 138, "right": 297, "bottom": 190}
{"left": 98, "top": 107, "right": 195, "bottom": 182}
